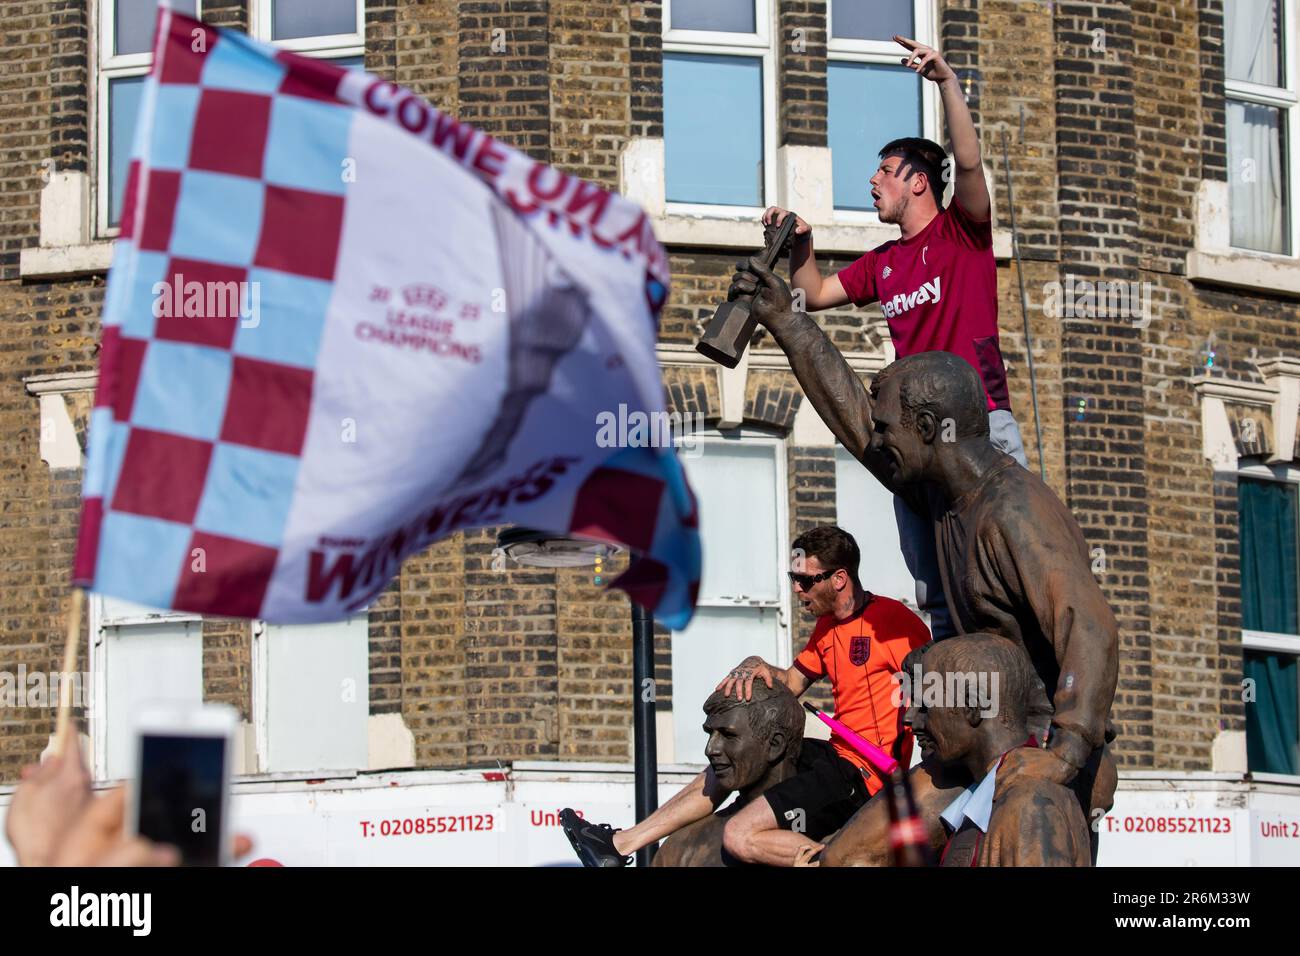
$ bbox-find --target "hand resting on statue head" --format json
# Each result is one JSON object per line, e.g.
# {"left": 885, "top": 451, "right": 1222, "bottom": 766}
{"left": 715, "top": 655, "right": 779, "bottom": 702}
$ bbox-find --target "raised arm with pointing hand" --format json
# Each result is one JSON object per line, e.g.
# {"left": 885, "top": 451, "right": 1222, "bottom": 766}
{"left": 895, "top": 34, "right": 989, "bottom": 220}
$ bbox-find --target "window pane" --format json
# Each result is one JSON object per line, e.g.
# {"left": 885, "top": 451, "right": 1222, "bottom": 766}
{"left": 670, "top": 0, "right": 755, "bottom": 34}
{"left": 1237, "top": 479, "right": 1300, "bottom": 775}
{"left": 1238, "top": 478, "right": 1299, "bottom": 633}
{"left": 681, "top": 440, "right": 781, "bottom": 601}
{"left": 1225, "top": 0, "right": 1282, "bottom": 87}
{"left": 115, "top": 0, "right": 198, "bottom": 56}
{"left": 670, "top": 436, "right": 785, "bottom": 762}
{"left": 671, "top": 605, "right": 782, "bottom": 761}
{"left": 272, "top": 0, "right": 359, "bottom": 41}
{"left": 1244, "top": 650, "right": 1299, "bottom": 775}
{"left": 1228, "top": 100, "right": 1289, "bottom": 254}
{"left": 664, "top": 54, "right": 763, "bottom": 206}
{"left": 831, "top": 0, "right": 913, "bottom": 41}
{"left": 828, "top": 62, "right": 921, "bottom": 210}
{"left": 835, "top": 447, "right": 916, "bottom": 608}
{"left": 104, "top": 621, "right": 204, "bottom": 779}
{"left": 264, "top": 618, "right": 368, "bottom": 772}
{"left": 108, "top": 75, "right": 146, "bottom": 227}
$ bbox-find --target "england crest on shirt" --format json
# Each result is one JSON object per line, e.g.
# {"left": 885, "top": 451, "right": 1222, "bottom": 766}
{"left": 849, "top": 636, "right": 871, "bottom": 666}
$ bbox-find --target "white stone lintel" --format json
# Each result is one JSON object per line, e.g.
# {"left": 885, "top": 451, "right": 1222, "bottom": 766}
{"left": 1193, "top": 357, "right": 1300, "bottom": 470}
{"left": 20, "top": 241, "right": 114, "bottom": 280}
{"left": 716, "top": 348, "right": 750, "bottom": 430}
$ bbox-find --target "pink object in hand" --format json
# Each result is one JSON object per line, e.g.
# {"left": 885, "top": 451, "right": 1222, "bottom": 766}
{"left": 805, "top": 705, "right": 899, "bottom": 776}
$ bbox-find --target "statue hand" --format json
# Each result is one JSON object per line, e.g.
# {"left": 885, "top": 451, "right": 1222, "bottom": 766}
{"left": 727, "top": 256, "right": 796, "bottom": 330}
{"left": 993, "top": 746, "right": 1076, "bottom": 802}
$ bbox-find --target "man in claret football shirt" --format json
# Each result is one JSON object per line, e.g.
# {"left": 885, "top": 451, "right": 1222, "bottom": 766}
{"left": 756, "top": 36, "right": 1027, "bottom": 640}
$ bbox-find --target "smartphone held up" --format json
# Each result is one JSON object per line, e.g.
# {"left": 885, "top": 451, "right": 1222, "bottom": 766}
{"left": 130, "top": 704, "right": 237, "bottom": 867}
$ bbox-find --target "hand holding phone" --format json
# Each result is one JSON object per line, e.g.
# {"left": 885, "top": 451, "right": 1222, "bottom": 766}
{"left": 131, "top": 703, "right": 237, "bottom": 867}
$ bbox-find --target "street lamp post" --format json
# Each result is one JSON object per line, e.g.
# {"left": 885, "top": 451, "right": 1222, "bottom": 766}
{"left": 497, "top": 528, "right": 659, "bottom": 866}
{"left": 629, "top": 598, "right": 658, "bottom": 867}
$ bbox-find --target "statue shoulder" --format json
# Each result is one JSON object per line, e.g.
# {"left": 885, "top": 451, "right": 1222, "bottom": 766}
{"left": 974, "top": 464, "right": 1082, "bottom": 544}
{"left": 987, "top": 778, "right": 1091, "bottom": 866}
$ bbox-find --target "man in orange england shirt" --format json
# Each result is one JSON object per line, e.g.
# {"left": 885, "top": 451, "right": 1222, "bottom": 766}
{"left": 560, "top": 525, "right": 931, "bottom": 866}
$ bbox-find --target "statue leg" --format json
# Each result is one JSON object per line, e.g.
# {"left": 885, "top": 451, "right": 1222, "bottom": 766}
{"left": 819, "top": 758, "right": 970, "bottom": 867}
{"left": 1070, "top": 742, "right": 1117, "bottom": 864}
{"left": 613, "top": 768, "right": 727, "bottom": 855}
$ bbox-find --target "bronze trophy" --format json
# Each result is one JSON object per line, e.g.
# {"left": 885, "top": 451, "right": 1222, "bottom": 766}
{"left": 694, "top": 212, "right": 800, "bottom": 369}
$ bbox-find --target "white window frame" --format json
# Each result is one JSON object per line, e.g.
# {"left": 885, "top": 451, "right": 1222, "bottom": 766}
{"left": 662, "top": 0, "right": 778, "bottom": 218}
{"left": 1224, "top": 0, "right": 1299, "bottom": 258}
{"left": 827, "top": 0, "right": 940, "bottom": 222}
{"left": 88, "top": 593, "right": 204, "bottom": 780}
{"left": 668, "top": 427, "right": 793, "bottom": 764}
{"left": 670, "top": 431, "right": 790, "bottom": 665}
{"left": 673, "top": 427, "right": 793, "bottom": 656}
{"left": 95, "top": 0, "right": 204, "bottom": 238}
{"left": 250, "top": 0, "right": 365, "bottom": 58}
{"left": 1237, "top": 461, "right": 1300, "bottom": 781}
{"left": 89, "top": 594, "right": 372, "bottom": 780}
{"left": 94, "top": 1, "right": 365, "bottom": 239}
{"left": 250, "top": 614, "right": 370, "bottom": 774}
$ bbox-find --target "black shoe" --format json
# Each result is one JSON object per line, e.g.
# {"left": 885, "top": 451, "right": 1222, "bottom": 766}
{"left": 560, "top": 808, "right": 632, "bottom": 867}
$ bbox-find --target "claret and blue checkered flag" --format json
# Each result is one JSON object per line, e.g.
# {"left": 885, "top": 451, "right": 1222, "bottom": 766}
{"left": 74, "top": 2, "right": 701, "bottom": 628}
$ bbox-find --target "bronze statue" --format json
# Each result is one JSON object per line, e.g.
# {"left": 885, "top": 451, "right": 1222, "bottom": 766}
{"left": 652, "top": 680, "right": 806, "bottom": 867}
{"left": 727, "top": 257, "right": 1118, "bottom": 866}
{"left": 909, "top": 634, "right": 1092, "bottom": 866}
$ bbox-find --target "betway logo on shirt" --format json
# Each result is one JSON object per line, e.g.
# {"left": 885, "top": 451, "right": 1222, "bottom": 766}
{"left": 881, "top": 277, "right": 941, "bottom": 319}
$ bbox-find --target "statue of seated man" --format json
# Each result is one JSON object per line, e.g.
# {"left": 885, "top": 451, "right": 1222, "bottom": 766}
{"left": 652, "top": 680, "right": 824, "bottom": 867}
{"left": 908, "top": 634, "right": 1092, "bottom": 866}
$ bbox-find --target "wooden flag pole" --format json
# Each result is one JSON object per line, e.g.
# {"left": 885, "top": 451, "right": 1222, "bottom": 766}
{"left": 54, "top": 588, "right": 85, "bottom": 757}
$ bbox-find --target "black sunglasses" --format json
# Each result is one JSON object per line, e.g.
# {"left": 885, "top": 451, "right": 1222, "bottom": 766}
{"left": 788, "top": 569, "right": 837, "bottom": 590}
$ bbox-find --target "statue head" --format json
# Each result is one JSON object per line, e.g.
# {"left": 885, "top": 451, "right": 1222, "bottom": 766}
{"left": 903, "top": 634, "right": 1032, "bottom": 767}
{"left": 700, "top": 680, "right": 804, "bottom": 794}
{"left": 869, "top": 351, "right": 991, "bottom": 485}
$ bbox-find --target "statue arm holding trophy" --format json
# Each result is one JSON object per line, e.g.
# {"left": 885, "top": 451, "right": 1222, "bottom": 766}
{"left": 717, "top": 248, "right": 914, "bottom": 507}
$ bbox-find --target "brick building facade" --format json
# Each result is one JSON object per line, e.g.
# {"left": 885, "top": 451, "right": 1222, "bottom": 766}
{"left": 2, "top": 0, "right": 1297, "bottom": 801}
